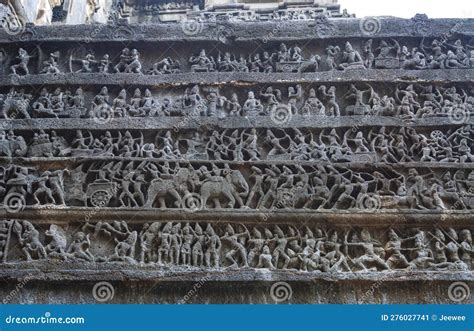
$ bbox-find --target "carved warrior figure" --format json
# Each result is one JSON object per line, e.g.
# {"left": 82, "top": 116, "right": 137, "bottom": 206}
{"left": 11, "top": 48, "right": 33, "bottom": 75}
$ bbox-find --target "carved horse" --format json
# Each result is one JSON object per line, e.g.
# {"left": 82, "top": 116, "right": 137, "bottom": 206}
{"left": 200, "top": 170, "right": 249, "bottom": 209}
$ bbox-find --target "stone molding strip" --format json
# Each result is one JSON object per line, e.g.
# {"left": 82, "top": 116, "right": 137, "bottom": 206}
{"left": 1, "top": 116, "right": 471, "bottom": 130}
{"left": 0, "top": 70, "right": 473, "bottom": 87}
{"left": 1, "top": 18, "right": 473, "bottom": 43}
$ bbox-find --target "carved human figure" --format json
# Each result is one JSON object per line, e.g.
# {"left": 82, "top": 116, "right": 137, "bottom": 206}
{"left": 67, "top": 232, "right": 94, "bottom": 262}
{"left": 13, "top": 221, "right": 47, "bottom": 261}
{"left": 40, "top": 51, "right": 61, "bottom": 74}
{"left": 221, "top": 224, "right": 249, "bottom": 268}
{"left": 338, "top": 42, "right": 365, "bottom": 70}
{"left": 242, "top": 91, "right": 264, "bottom": 116}
{"left": 344, "top": 229, "right": 389, "bottom": 271}
{"left": 204, "top": 224, "right": 221, "bottom": 268}
{"left": 11, "top": 48, "right": 32, "bottom": 75}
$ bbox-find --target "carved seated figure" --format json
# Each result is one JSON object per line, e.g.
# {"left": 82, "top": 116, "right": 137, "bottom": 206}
{"left": 90, "top": 86, "right": 111, "bottom": 118}
{"left": 128, "top": 88, "right": 147, "bottom": 116}
{"left": 374, "top": 40, "right": 401, "bottom": 69}
{"left": 189, "top": 50, "right": 215, "bottom": 72}
{"left": 217, "top": 52, "right": 238, "bottom": 72}
{"left": 338, "top": 42, "right": 365, "bottom": 70}
{"left": 32, "top": 88, "right": 54, "bottom": 117}
{"left": 40, "top": 51, "right": 61, "bottom": 74}
{"left": 112, "top": 89, "right": 128, "bottom": 117}
{"left": 27, "top": 130, "right": 70, "bottom": 157}
{"left": 141, "top": 89, "right": 161, "bottom": 116}
{"left": 64, "top": 87, "right": 86, "bottom": 118}
{"left": 275, "top": 43, "right": 307, "bottom": 72}
{"left": 179, "top": 85, "right": 207, "bottom": 116}
{"left": 300, "top": 88, "right": 325, "bottom": 115}
{"left": 242, "top": 91, "right": 264, "bottom": 116}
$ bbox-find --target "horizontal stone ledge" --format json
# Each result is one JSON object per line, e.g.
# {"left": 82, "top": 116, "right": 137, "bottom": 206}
{"left": 0, "top": 157, "right": 472, "bottom": 170}
{"left": 1, "top": 208, "right": 472, "bottom": 226}
{"left": 1, "top": 70, "right": 473, "bottom": 87}
{"left": 0, "top": 115, "right": 469, "bottom": 131}
{"left": 0, "top": 265, "right": 472, "bottom": 282}
{"left": 1, "top": 18, "right": 473, "bottom": 43}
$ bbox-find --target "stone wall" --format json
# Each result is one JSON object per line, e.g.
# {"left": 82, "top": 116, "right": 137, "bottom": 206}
{"left": 0, "top": 16, "right": 472, "bottom": 304}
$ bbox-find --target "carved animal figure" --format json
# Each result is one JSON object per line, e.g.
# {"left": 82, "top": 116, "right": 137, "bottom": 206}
{"left": 200, "top": 170, "right": 249, "bottom": 208}
{"left": 1, "top": 94, "right": 31, "bottom": 119}
{"left": 298, "top": 55, "right": 321, "bottom": 73}
{"left": 144, "top": 168, "right": 195, "bottom": 208}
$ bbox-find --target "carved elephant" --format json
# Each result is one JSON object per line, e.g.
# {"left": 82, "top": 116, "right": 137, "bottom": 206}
{"left": 200, "top": 171, "right": 249, "bottom": 209}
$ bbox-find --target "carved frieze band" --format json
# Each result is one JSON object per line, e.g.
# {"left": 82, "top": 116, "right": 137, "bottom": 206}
{"left": 1, "top": 220, "right": 472, "bottom": 274}
{"left": 0, "top": 82, "right": 472, "bottom": 123}
{"left": 0, "top": 159, "right": 472, "bottom": 210}
{"left": 1, "top": 38, "right": 473, "bottom": 77}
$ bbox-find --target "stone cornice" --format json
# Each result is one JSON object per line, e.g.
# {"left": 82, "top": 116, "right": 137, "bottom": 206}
{"left": 1, "top": 18, "right": 473, "bottom": 43}
{"left": 0, "top": 264, "right": 472, "bottom": 282}
{"left": 1, "top": 208, "right": 471, "bottom": 226}
{"left": 0, "top": 116, "right": 471, "bottom": 130}
{"left": 0, "top": 70, "right": 472, "bottom": 87}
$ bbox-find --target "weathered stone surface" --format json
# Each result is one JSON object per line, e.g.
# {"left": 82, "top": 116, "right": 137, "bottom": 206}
{"left": 0, "top": 10, "right": 472, "bottom": 304}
